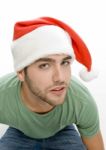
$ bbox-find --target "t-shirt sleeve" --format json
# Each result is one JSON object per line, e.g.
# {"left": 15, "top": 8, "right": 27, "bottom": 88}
{"left": 76, "top": 88, "right": 100, "bottom": 137}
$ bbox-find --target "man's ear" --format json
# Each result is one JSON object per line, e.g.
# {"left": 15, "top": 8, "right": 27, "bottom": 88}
{"left": 17, "top": 70, "right": 25, "bottom": 81}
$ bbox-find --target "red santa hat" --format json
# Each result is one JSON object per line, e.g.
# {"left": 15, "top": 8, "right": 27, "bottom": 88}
{"left": 11, "top": 16, "right": 98, "bottom": 81}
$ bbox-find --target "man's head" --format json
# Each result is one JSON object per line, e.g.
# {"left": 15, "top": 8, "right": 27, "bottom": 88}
{"left": 18, "top": 54, "right": 72, "bottom": 106}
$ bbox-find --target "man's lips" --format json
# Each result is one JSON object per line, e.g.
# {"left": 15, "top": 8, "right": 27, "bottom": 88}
{"left": 50, "top": 86, "right": 66, "bottom": 95}
{"left": 50, "top": 85, "right": 66, "bottom": 91}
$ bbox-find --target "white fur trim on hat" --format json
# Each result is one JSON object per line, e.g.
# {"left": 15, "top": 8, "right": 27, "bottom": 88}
{"left": 11, "top": 25, "right": 75, "bottom": 71}
{"left": 79, "top": 68, "right": 99, "bottom": 81}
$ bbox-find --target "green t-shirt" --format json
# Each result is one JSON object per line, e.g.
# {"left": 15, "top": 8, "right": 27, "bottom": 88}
{"left": 0, "top": 73, "right": 99, "bottom": 139}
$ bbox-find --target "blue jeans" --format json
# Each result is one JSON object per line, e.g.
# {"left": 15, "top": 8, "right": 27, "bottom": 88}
{"left": 0, "top": 125, "right": 86, "bottom": 150}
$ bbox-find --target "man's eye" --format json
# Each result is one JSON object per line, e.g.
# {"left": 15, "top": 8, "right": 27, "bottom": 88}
{"left": 39, "top": 64, "right": 50, "bottom": 69}
{"left": 62, "top": 61, "right": 70, "bottom": 66}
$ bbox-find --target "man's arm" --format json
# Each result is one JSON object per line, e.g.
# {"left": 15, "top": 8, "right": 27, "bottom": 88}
{"left": 82, "top": 130, "right": 105, "bottom": 150}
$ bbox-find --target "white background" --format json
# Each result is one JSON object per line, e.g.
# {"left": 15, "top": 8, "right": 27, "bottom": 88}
{"left": 0, "top": 0, "right": 106, "bottom": 147}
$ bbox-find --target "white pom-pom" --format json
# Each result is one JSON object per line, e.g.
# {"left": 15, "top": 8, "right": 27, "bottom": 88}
{"left": 79, "top": 68, "right": 99, "bottom": 81}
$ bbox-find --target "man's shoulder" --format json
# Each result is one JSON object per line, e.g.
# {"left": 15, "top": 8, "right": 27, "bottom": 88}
{"left": 69, "top": 76, "right": 89, "bottom": 96}
{"left": 0, "top": 72, "right": 19, "bottom": 93}
{"left": 0, "top": 73, "right": 20, "bottom": 123}
{"left": 67, "top": 76, "right": 94, "bottom": 105}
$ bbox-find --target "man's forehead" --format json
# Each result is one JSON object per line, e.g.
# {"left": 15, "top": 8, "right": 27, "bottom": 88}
{"left": 35, "top": 54, "right": 72, "bottom": 63}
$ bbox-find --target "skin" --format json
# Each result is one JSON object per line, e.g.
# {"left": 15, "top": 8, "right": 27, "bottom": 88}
{"left": 82, "top": 132, "right": 105, "bottom": 150}
{"left": 17, "top": 54, "right": 105, "bottom": 149}
{"left": 18, "top": 54, "right": 72, "bottom": 113}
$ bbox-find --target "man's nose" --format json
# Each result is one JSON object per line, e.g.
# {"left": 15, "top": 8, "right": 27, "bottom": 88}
{"left": 52, "top": 66, "right": 64, "bottom": 83}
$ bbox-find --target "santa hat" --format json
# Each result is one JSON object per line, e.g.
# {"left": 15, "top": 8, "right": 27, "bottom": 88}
{"left": 11, "top": 16, "right": 98, "bottom": 81}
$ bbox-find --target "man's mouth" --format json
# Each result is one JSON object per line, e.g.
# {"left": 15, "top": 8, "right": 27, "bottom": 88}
{"left": 50, "top": 86, "right": 66, "bottom": 95}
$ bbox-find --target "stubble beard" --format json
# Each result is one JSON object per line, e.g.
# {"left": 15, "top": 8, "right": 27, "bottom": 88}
{"left": 24, "top": 70, "right": 68, "bottom": 106}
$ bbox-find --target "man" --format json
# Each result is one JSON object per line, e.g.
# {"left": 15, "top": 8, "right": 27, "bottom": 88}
{"left": 0, "top": 17, "right": 104, "bottom": 149}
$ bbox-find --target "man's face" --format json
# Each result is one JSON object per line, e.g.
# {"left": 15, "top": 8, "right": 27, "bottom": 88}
{"left": 22, "top": 54, "right": 72, "bottom": 107}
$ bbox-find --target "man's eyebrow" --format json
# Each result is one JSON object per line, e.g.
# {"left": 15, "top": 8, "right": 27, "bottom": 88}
{"left": 63, "top": 56, "right": 72, "bottom": 60}
{"left": 35, "top": 55, "right": 72, "bottom": 63}
{"left": 35, "top": 58, "right": 55, "bottom": 63}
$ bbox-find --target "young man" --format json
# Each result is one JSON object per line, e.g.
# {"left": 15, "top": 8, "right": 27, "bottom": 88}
{"left": 0, "top": 17, "right": 104, "bottom": 149}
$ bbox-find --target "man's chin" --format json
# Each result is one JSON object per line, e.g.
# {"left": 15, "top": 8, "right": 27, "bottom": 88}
{"left": 46, "top": 91, "right": 66, "bottom": 106}
{"left": 49, "top": 97, "right": 65, "bottom": 106}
